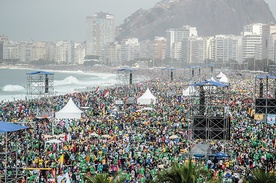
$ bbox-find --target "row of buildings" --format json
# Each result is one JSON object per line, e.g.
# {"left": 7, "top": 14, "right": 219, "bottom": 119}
{"left": 1, "top": 12, "right": 276, "bottom": 66}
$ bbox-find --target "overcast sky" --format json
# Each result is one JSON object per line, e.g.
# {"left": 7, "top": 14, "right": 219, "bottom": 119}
{"left": 0, "top": 0, "right": 276, "bottom": 42}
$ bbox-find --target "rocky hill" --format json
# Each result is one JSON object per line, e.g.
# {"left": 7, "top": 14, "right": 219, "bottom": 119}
{"left": 117, "top": 0, "right": 275, "bottom": 41}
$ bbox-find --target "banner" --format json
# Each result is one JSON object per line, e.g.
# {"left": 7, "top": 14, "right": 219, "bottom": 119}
{"left": 267, "top": 114, "right": 276, "bottom": 125}
{"left": 254, "top": 114, "right": 264, "bottom": 121}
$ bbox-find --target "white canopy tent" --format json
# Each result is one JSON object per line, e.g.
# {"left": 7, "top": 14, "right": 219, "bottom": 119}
{"left": 217, "top": 71, "right": 225, "bottom": 79}
{"left": 182, "top": 86, "right": 197, "bottom": 96}
{"left": 137, "top": 88, "right": 157, "bottom": 105}
{"left": 55, "top": 98, "right": 83, "bottom": 119}
{"left": 219, "top": 74, "right": 229, "bottom": 83}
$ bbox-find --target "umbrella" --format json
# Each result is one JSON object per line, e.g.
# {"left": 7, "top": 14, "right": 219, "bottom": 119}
{"left": 215, "top": 152, "right": 228, "bottom": 158}
{"left": 169, "top": 135, "right": 179, "bottom": 139}
{"left": 194, "top": 154, "right": 205, "bottom": 158}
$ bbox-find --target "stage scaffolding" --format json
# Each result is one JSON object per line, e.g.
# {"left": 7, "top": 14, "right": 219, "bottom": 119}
{"left": 188, "top": 80, "right": 230, "bottom": 140}
{"left": 26, "top": 71, "right": 54, "bottom": 99}
{"left": 0, "top": 122, "right": 28, "bottom": 183}
{"left": 254, "top": 74, "right": 276, "bottom": 122}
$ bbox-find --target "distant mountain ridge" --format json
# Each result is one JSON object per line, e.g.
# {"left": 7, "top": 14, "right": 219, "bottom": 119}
{"left": 117, "top": 0, "right": 275, "bottom": 41}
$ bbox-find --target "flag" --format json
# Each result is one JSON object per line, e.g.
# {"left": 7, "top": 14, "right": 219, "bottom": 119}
{"left": 103, "top": 89, "right": 109, "bottom": 97}
{"left": 95, "top": 86, "right": 100, "bottom": 93}
{"left": 59, "top": 154, "right": 64, "bottom": 166}
{"left": 267, "top": 114, "right": 276, "bottom": 125}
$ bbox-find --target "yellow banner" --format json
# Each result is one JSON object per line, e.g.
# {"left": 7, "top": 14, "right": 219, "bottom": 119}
{"left": 254, "top": 114, "right": 264, "bottom": 121}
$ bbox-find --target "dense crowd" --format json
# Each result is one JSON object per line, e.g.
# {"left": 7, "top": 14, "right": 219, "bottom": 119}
{"left": 0, "top": 69, "right": 275, "bottom": 183}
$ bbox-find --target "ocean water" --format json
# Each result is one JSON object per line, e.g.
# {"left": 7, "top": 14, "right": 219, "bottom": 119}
{"left": 0, "top": 67, "right": 118, "bottom": 102}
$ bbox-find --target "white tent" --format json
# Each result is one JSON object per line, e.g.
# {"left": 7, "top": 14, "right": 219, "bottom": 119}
{"left": 137, "top": 88, "right": 157, "bottom": 105}
{"left": 217, "top": 71, "right": 225, "bottom": 78}
{"left": 182, "top": 86, "right": 197, "bottom": 96}
{"left": 55, "top": 98, "right": 83, "bottom": 119}
{"left": 219, "top": 75, "right": 229, "bottom": 83}
{"left": 209, "top": 77, "right": 216, "bottom": 82}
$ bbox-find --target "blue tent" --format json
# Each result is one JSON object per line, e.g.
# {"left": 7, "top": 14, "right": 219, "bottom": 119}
{"left": 256, "top": 74, "right": 276, "bottom": 79}
{"left": 0, "top": 121, "right": 28, "bottom": 133}
{"left": 215, "top": 152, "right": 228, "bottom": 158}
{"left": 117, "top": 68, "right": 135, "bottom": 72}
{"left": 190, "top": 80, "right": 229, "bottom": 87}
{"left": 26, "top": 71, "right": 54, "bottom": 75}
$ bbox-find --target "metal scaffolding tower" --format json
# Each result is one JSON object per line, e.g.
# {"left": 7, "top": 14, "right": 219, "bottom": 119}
{"left": 26, "top": 71, "right": 54, "bottom": 99}
{"left": 189, "top": 80, "right": 230, "bottom": 140}
{"left": 0, "top": 122, "right": 28, "bottom": 183}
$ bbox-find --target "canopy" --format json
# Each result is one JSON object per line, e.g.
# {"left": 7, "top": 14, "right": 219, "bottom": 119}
{"left": 190, "top": 80, "right": 229, "bottom": 87}
{"left": 182, "top": 86, "right": 197, "bottom": 96}
{"left": 55, "top": 98, "right": 83, "bottom": 119}
{"left": 216, "top": 71, "right": 225, "bottom": 78}
{"left": 219, "top": 74, "right": 229, "bottom": 83}
{"left": 0, "top": 121, "right": 28, "bottom": 133}
{"left": 137, "top": 88, "right": 157, "bottom": 105}
{"left": 215, "top": 152, "right": 228, "bottom": 158}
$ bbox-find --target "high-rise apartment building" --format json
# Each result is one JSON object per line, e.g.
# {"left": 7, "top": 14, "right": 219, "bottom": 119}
{"left": 211, "top": 35, "right": 242, "bottom": 63}
{"left": 242, "top": 23, "right": 263, "bottom": 61}
{"left": 262, "top": 24, "right": 276, "bottom": 60}
{"left": 166, "top": 25, "right": 197, "bottom": 60}
{"left": 86, "top": 12, "right": 115, "bottom": 60}
{"left": 120, "top": 38, "right": 140, "bottom": 63}
{"left": 182, "top": 37, "right": 212, "bottom": 64}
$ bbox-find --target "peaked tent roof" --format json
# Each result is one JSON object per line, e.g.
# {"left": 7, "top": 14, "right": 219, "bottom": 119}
{"left": 0, "top": 121, "right": 28, "bottom": 133}
{"left": 190, "top": 80, "right": 229, "bottom": 87}
{"left": 217, "top": 71, "right": 225, "bottom": 78}
{"left": 219, "top": 74, "right": 229, "bottom": 83}
{"left": 137, "top": 88, "right": 157, "bottom": 105}
{"left": 55, "top": 98, "right": 83, "bottom": 119}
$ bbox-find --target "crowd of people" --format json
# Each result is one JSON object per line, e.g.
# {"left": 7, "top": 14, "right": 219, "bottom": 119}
{"left": 0, "top": 68, "right": 275, "bottom": 183}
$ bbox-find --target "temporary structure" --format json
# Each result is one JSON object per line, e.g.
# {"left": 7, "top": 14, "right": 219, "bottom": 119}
{"left": 137, "top": 88, "right": 157, "bottom": 105}
{"left": 182, "top": 86, "right": 197, "bottom": 96}
{"left": 55, "top": 98, "right": 83, "bottom": 119}
{"left": 219, "top": 75, "right": 229, "bottom": 83}
{"left": 216, "top": 71, "right": 225, "bottom": 79}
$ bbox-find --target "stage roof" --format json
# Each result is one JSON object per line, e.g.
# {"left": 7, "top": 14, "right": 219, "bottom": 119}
{"left": 26, "top": 71, "right": 54, "bottom": 75}
{"left": 256, "top": 74, "right": 276, "bottom": 79}
{"left": 190, "top": 80, "right": 229, "bottom": 87}
{"left": 161, "top": 67, "right": 176, "bottom": 70}
{"left": 117, "top": 68, "right": 135, "bottom": 72}
{"left": 0, "top": 121, "right": 28, "bottom": 133}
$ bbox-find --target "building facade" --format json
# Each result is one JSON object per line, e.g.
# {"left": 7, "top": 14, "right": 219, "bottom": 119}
{"left": 86, "top": 12, "right": 115, "bottom": 61}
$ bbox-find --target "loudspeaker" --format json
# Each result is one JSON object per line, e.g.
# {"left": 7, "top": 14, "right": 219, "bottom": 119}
{"left": 193, "top": 117, "right": 230, "bottom": 140}
{"left": 129, "top": 72, "right": 133, "bottom": 85}
{"left": 171, "top": 70, "right": 173, "bottom": 82}
{"left": 260, "top": 82, "right": 263, "bottom": 98}
{"left": 192, "top": 69, "right": 194, "bottom": 77}
{"left": 45, "top": 75, "right": 49, "bottom": 93}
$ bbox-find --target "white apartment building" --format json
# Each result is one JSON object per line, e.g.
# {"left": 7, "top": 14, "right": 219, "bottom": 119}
{"left": 262, "top": 24, "right": 276, "bottom": 60}
{"left": 74, "top": 43, "right": 85, "bottom": 65}
{"left": 242, "top": 23, "right": 263, "bottom": 61}
{"left": 211, "top": 35, "right": 242, "bottom": 63}
{"left": 182, "top": 37, "right": 212, "bottom": 64}
{"left": 166, "top": 26, "right": 197, "bottom": 60}
{"left": 120, "top": 38, "right": 140, "bottom": 62}
{"left": 103, "top": 41, "right": 121, "bottom": 66}
{"left": 3, "top": 41, "right": 19, "bottom": 60}
{"left": 86, "top": 12, "right": 115, "bottom": 59}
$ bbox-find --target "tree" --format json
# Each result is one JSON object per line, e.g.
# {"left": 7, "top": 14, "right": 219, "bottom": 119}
{"left": 247, "top": 168, "right": 276, "bottom": 183}
{"left": 83, "top": 173, "right": 125, "bottom": 183}
{"left": 151, "top": 160, "right": 210, "bottom": 183}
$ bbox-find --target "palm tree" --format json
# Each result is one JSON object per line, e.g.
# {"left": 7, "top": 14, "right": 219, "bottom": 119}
{"left": 248, "top": 168, "right": 276, "bottom": 183}
{"left": 152, "top": 160, "right": 210, "bottom": 183}
{"left": 83, "top": 173, "right": 125, "bottom": 183}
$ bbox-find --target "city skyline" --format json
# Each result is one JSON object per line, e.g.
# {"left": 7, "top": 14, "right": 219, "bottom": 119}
{"left": 1, "top": 0, "right": 276, "bottom": 42}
